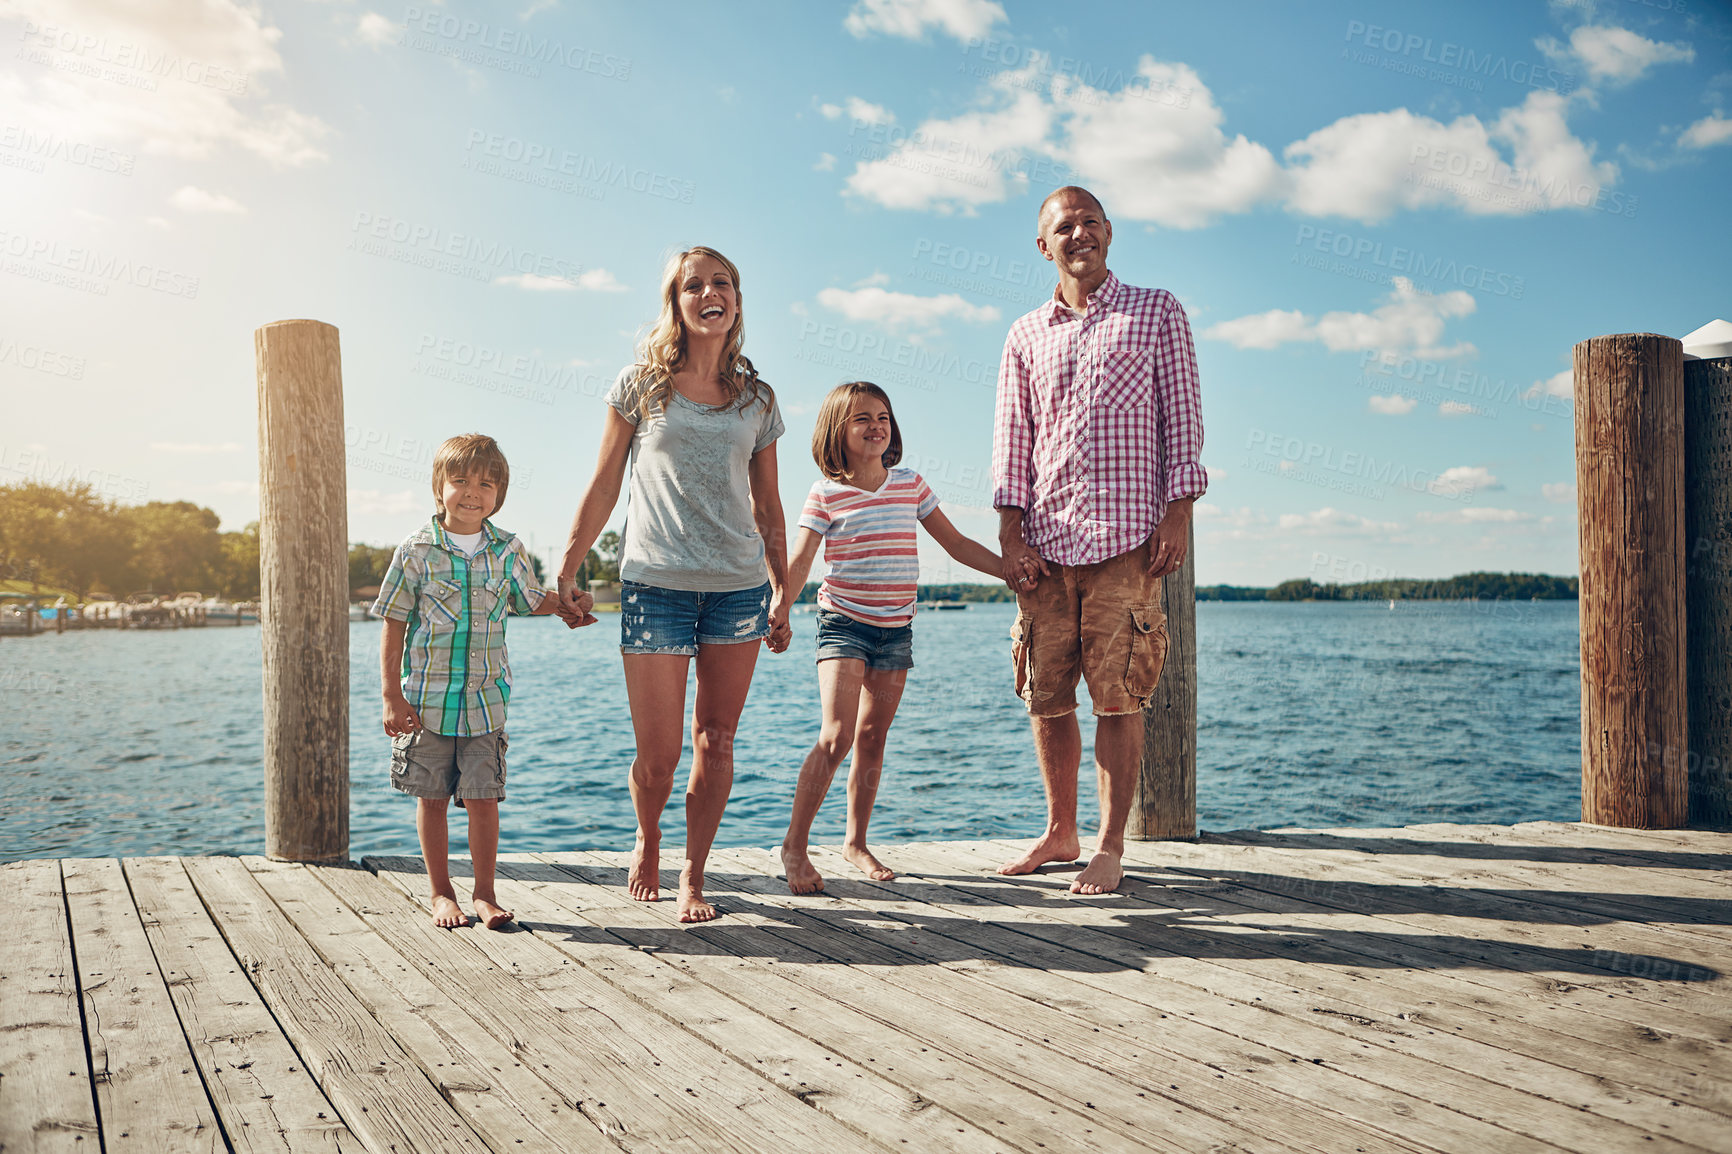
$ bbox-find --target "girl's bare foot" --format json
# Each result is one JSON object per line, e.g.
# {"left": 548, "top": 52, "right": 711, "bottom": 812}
{"left": 472, "top": 895, "right": 515, "bottom": 929}
{"left": 629, "top": 837, "right": 660, "bottom": 902}
{"left": 780, "top": 845, "right": 825, "bottom": 894}
{"left": 677, "top": 866, "right": 718, "bottom": 923}
{"left": 429, "top": 893, "right": 468, "bottom": 928}
{"left": 842, "top": 843, "right": 895, "bottom": 881}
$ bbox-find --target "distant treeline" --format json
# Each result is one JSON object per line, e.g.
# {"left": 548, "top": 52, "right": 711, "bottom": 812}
{"left": 1199, "top": 572, "right": 1579, "bottom": 601}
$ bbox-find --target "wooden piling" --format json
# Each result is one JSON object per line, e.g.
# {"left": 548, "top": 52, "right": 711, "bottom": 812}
{"left": 256, "top": 319, "right": 349, "bottom": 862}
{"left": 1131, "top": 543, "right": 1196, "bottom": 840}
{"left": 1574, "top": 333, "right": 1688, "bottom": 828}
{"left": 1685, "top": 355, "right": 1732, "bottom": 828}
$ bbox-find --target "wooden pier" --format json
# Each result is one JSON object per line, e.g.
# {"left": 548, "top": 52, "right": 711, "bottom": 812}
{"left": 5, "top": 822, "right": 1728, "bottom": 1154}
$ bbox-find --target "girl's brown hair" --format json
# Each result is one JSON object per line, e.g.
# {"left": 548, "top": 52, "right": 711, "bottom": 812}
{"left": 811, "top": 381, "right": 901, "bottom": 482}
{"left": 431, "top": 433, "right": 510, "bottom": 516}
{"left": 633, "top": 245, "right": 767, "bottom": 421}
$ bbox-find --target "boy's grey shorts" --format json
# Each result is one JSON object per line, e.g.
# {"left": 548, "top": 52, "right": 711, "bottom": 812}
{"left": 390, "top": 728, "right": 507, "bottom": 806}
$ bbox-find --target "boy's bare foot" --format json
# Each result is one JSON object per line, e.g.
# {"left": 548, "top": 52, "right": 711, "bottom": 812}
{"left": 780, "top": 845, "right": 825, "bottom": 895}
{"left": 429, "top": 893, "right": 468, "bottom": 928}
{"left": 842, "top": 843, "right": 895, "bottom": 881}
{"left": 677, "top": 866, "right": 718, "bottom": 923}
{"left": 1071, "top": 850, "right": 1124, "bottom": 895}
{"left": 473, "top": 895, "right": 515, "bottom": 929}
{"left": 629, "top": 838, "right": 660, "bottom": 902}
{"left": 997, "top": 830, "right": 1081, "bottom": 876}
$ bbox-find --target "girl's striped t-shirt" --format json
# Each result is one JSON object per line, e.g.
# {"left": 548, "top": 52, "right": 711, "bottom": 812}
{"left": 799, "top": 467, "right": 939, "bottom": 628}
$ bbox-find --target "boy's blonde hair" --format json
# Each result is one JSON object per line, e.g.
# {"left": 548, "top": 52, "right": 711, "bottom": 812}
{"left": 431, "top": 433, "right": 510, "bottom": 515}
{"left": 633, "top": 245, "right": 768, "bottom": 421}
{"left": 811, "top": 381, "right": 901, "bottom": 483}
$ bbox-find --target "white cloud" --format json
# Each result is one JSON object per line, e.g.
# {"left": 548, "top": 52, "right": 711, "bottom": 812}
{"left": 1543, "top": 482, "right": 1577, "bottom": 503}
{"left": 493, "top": 269, "right": 627, "bottom": 292}
{"left": 1539, "top": 25, "right": 1693, "bottom": 85}
{"left": 1428, "top": 465, "right": 1501, "bottom": 496}
{"left": 1277, "top": 507, "right": 1400, "bottom": 535}
{"left": 170, "top": 185, "right": 245, "bottom": 214}
{"left": 350, "top": 489, "right": 420, "bottom": 516}
{"left": 1204, "top": 278, "right": 1476, "bottom": 359}
{"left": 145, "top": 216, "right": 172, "bottom": 230}
{"left": 151, "top": 441, "right": 244, "bottom": 453}
{"left": 814, "top": 152, "right": 837, "bottom": 171}
{"left": 1681, "top": 113, "right": 1732, "bottom": 150}
{"left": 1525, "top": 368, "right": 1573, "bottom": 402}
{"left": 1438, "top": 401, "right": 1480, "bottom": 417}
{"left": 821, "top": 97, "right": 894, "bottom": 125}
{"left": 1205, "top": 466, "right": 1228, "bottom": 483}
{"left": 1049, "top": 58, "right": 1283, "bottom": 230}
{"left": 1285, "top": 91, "right": 1615, "bottom": 223}
{"left": 356, "top": 12, "right": 396, "bottom": 48}
{"left": 854, "top": 271, "right": 892, "bottom": 287}
{"left": 574, "top": 268, "right": 628, "bottom": 293}
{"left": 3, "top": 0, "right": 331, "bottom": 167}
{"left": 1416, "top": 507, "right": 1538, "bottom": 524}
{"left": 817, "top": 286, "right": 1000, "bottom": 332}
{"left": 843, "top": 0, "right": 1005, "bottom": 43}
{"left": 1368, "top": 395, "right": 1418, "bottom": 415}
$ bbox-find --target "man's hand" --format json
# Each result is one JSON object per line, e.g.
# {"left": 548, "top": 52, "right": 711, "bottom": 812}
{"left": 1147, "top": 499, "right": 1192, "bottom": 578}
{"left": 766, "top": 588, "right": 793, "bottom": 653}
{"left": 384, "top": 693, "right": 421, "bottom": 737}
{"left": 997, "top": 507, "right": 1049, "bottom": 594}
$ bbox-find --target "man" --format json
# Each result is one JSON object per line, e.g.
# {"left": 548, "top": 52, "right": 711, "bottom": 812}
{"left": 992, "top": 185, "right": 1205, "bottom": 894}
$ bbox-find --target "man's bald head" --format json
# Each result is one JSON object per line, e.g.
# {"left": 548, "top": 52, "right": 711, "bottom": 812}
{"left": 1038, "top": 186, "right": 1106, "bottom": 229}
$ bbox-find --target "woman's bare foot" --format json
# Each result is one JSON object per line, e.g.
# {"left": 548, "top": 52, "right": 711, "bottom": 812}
{"left": 629, "top": 837, "right": 660, "bottom": 902}
{"left": 472, "top": 894, "right": 515, "bottom": 929}
{"left": 429, "top": 892, "right": 468, "bottom": 928}
{"left": 780, "top": 845, "right": 825, "bottom": 895}
{"left": 997, "top": 830, "right": 1081, "bottom": 876}
{"left": 1071, "top": 850, "right": 1124, "bottom": 895}
{"left": 677, "top": 865, "right": 718, "bottom": 923}
{"left": 842, "top": 842, "right": 895, "bottom": 881}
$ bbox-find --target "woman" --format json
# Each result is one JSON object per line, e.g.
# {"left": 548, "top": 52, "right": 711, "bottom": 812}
{"left": 558, "top": 246, "right": 791, "bottom": 923}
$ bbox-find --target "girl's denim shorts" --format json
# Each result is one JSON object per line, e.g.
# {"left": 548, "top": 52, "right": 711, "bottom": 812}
{"left": 619, "top": 579, "right": 771, "bottom": 656}
{"left": 814, "top": 608, "right": 914, "bottom": 671}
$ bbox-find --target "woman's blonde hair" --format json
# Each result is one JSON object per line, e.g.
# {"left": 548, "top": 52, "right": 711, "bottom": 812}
{"left": 632, "top": 245, "right": 766, "bottom": 421}
{"left": 811, "top": 381, "right": 901, "bottom": 483}
{"left": 431, "top": 433, "right": 510, "bottom": 516}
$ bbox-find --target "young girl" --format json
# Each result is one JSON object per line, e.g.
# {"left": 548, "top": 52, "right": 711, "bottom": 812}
{"left": 780, "top": 382, "right": 1001, "bottom": 894}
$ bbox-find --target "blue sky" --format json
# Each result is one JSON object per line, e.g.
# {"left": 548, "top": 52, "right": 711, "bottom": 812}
{"left": 2, "top": 0, "right": 1727, "bottom": 585}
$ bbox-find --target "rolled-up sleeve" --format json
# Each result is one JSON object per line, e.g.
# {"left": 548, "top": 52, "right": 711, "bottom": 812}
{"left": 506, "top": 540, "right": 548, "bottom": 614}
{"left": 991, "top": 333, "right": 1034, "bottom": 511}
{"left": 371, "top": 543, "right": 419, "bottom": 621}
{"left": 1157, "top": 299, "right": 1208, "bottom": 504}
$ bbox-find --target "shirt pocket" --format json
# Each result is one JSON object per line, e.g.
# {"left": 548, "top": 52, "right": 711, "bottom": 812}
{"left": 477, "top": 575, "right": 511, "bottom": 623}
{"left": 420, "top": 577, "right": 463, "bottom": 625}
{"left": 1096, "top": 347, "right": 1153, "bottom": 410}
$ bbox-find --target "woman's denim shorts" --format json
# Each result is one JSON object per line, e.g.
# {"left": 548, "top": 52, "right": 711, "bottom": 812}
{"left": 814, "top": 608, "right": 914, "bottom": 671}
{"left": 619, "top": 579, "right": 771, "bottom": 656}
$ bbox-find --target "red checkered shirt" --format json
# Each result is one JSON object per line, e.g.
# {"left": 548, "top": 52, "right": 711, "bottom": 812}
{"left": 992, "top": 272, "right": 1206, "bottom": 566}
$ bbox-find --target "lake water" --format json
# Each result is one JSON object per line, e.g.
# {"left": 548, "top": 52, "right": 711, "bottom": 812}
{"left": 0, "top": 600, "right": 1581, "bottom": 861}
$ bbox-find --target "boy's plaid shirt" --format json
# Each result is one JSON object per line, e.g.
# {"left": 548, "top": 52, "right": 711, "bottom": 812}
{"left": 371, "top": 517, "right": 548, "bottom": 736}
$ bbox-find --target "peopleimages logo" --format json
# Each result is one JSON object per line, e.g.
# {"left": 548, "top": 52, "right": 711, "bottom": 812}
{"left": 1341, "top": 20, "right": 1575, "bottom": 93}
{"left": 1293, "top": 225, "right": 1525, "bottom": 299}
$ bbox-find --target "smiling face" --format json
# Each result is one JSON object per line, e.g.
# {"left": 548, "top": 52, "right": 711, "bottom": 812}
{"left": 675, "top": 253, "right": 738, "bottom": 343}
{"left": 438, "top": 471, "right": 499, "bottom": 536}
{"left": 1036, "top": 188, "right": 1112, "bottom": 284}
{"left": 842, "top": 393, "right": 894, "bottom": 474}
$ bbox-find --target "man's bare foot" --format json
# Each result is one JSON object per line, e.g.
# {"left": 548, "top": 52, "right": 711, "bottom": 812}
{"left": 1071, "top": 850, "right": 1124, "bottom": 895}
{"left": 842, "top": 843, "right": 895, "bottom": 881}
{"left": 473, "top": 895, "right": 515, "bottom": 929}
{"left": 997, "top": 830, "right": 1081, "bottom": 876}
{"left": 629, "top": 838, "right": 660, "bottom": 902}
{"left": 677, "top": 866, "right": 718, "bottom": 923}
{"left": 781, "top": 845, "right": 825, "bottom": 895}
{"left": 429, "top": 893, "right": 468, "bottom": 928}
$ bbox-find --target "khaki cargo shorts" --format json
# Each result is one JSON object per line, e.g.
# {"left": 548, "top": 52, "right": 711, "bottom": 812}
{"left": 1010, "top": 544, "right": 1169, "bottom": 717}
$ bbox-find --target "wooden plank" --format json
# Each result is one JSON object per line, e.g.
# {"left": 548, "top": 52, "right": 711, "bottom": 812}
{"left": 453, "top": 853, "right": 1023, "bottom": 1154}
{"left": 1402, "top": 823, "right": 1732, "bottom": 890}
{"left": 238, "top": 857, "right": 619, "bottom": 1154}
{"left": 0, "top": 860, "right": 101, "bottom": 1153}
{"left": 181, "top": 856, "right": 492, "bottom": 1154}
{"left": 717, "top": 844, "right": 1711, "bottom": 1154}
{"left": 895, "top": 839, "right": 1732, "bottom": 1148}
{"left": 551, "top": 849, "right": 1427, "bottom": 1154}
{"left": 345, "top": 858, "right": 877, "bottom": 1154}
{"left": 123, "top": 857, "right": 361, "bottom": 1154}
{"left": 932, "top": 840, "right": 1732, "bottom": 1113}
{"left": 60, "top": 858, "right": 222, "bottom": 1154}
{"left": 509, "top": 851, "right": 1217, "bottom": 1154}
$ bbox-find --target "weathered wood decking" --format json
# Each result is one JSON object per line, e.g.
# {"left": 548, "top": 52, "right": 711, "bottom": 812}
{"left": 4, "top": 823, "right": 1729, "bottom": 1153}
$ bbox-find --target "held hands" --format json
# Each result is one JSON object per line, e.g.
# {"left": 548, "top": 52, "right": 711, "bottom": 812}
{"left": 765, "top": 589, "right": 792, "bottom": 653}
{"left": 383, "top": 693, "right": 422, "bottom": 737}
{"left": 999, "top": 537, "right": 1049, "bottom": 595}
{"left": 555, "top": 576, "right": 599, "bottom": 629}
{"left": 1146, "top": 499, "right": 1192, "bottom": 579}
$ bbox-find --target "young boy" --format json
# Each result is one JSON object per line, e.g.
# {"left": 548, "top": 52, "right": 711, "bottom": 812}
{"left": 372, "top": 433, "right": 593, "bottom": 928}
